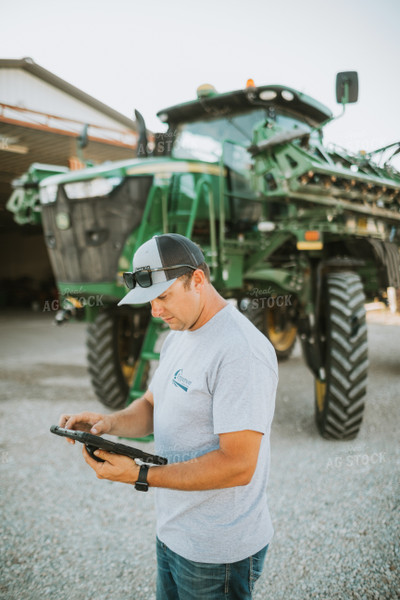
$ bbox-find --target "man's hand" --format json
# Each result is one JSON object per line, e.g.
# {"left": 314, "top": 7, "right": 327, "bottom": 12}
{"left": 82, "top": 446, "right": 140, "bottom": 485}
{"left": 58, "top": 411, "right": 112, "bottom": 444}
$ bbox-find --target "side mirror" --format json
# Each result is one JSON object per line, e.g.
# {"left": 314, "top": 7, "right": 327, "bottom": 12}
{"left": 336, "top": 71, "right": 358, "bottom": 104}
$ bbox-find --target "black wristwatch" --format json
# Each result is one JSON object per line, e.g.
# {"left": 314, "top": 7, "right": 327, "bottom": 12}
{"left": 135, "top": 464, "right": 149, "bottom": 492}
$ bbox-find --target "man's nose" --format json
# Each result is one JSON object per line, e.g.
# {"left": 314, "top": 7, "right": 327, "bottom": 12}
{"left": 151, "top": 299, "right": 163, "bottom": 318}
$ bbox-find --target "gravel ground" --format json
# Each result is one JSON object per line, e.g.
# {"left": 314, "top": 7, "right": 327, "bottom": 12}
{"left": 0, "top": 309, "right": 399, "bottom": 600}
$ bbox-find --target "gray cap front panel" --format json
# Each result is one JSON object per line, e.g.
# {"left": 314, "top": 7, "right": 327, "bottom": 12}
{"left": 132, "top": 238, "right": 168, "bottom": 285}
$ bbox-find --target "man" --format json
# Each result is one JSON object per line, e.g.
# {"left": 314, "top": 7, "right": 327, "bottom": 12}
{"left": 60, "top": 233, "right": 278, "bottom": 599}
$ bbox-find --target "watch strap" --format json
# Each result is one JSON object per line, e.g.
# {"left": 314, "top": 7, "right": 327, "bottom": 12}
{"left": 135, "top": 464, "right": 149, "bottom": 492}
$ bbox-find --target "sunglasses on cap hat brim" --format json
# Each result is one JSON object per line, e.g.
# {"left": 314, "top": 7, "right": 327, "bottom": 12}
{"left": 123, "top": 264, "right": 197, "bottom": 290}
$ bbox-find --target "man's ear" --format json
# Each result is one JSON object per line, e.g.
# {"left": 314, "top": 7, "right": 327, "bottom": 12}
{"left": 191, "top": 269, "right": 206, "bottom": 291}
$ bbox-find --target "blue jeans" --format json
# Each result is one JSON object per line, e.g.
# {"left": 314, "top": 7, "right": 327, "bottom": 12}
{"left": 156, "top": 537, "right": 268, "bottom": 599}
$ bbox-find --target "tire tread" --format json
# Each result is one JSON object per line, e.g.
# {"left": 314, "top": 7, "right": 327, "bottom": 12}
{"left": 316, "top": 271, "right": 368, "bottom": 440}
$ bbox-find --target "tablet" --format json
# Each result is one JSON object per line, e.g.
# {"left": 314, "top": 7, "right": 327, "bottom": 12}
{"left": 50, "top": 425, "right": 167, "bottom": 465}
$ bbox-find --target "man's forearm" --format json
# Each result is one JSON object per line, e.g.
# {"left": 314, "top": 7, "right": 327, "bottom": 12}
{"left": 108, "top": 396, "right": 153, "bottom": 438}
{"left": 146, "top": 430, "right": 262, "bottom": 491}
{"left": 146, "top": 449, "right": 252, "bottom": 491}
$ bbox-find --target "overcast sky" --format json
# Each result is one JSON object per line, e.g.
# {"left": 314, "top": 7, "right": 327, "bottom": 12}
{"left": 1, "top": 0, "right": 399, "bottom": 159}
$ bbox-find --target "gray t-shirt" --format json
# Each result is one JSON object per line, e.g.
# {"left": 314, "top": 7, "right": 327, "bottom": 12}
{"left": 149, "top": 303, "right": 278, "bottom": 563}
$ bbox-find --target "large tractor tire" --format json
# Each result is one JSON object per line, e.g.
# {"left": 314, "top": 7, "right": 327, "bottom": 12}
{"left": 241, "top": 298, "right": 298, "bottom": 360}
{"left": 315, "top": 272, "right": 368, "bottom": 440}
{"left": 86, "top": 308, "right": 150, "bottom": 409}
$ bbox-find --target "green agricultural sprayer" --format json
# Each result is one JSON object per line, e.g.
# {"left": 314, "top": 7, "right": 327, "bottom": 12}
{"left": 8, "top": 72, "right": 400, "bottom": 440}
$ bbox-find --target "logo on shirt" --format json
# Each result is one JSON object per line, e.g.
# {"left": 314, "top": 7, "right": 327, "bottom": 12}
{"left": 172, "top": 369, "right": 192, "bottom": 392}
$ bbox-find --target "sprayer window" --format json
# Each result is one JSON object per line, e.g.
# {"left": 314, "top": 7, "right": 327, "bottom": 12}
{"left": 171, "top": 111, "right": 311, "bottom": 163}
